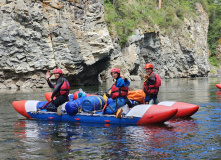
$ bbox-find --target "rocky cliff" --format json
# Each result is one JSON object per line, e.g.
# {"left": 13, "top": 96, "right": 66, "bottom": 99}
{"left": 0, "top": 0, "right": 210, "bottom": 89}
{"left": 106, "top": 3, "right": 210, "bottom": 81}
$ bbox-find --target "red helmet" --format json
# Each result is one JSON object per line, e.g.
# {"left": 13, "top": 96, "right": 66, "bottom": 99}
{"left": 144, "top": 63, "right": 153, "bottom": 69}
{"left": 110, "top": 68, "right": 120, "bottom": 74}
{"left": 53, "top": 69, "right": 63, "bottom": 74}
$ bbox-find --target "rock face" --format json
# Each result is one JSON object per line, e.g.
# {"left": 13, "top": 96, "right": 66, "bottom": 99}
{"left": 106, "top": 3, "right": 210, "bottom": 81}
{"left": 0, "top": 0, "right": 113, "bottom": 88}
{"left": 0, "top": 1, "right": 210, "bottom": 89}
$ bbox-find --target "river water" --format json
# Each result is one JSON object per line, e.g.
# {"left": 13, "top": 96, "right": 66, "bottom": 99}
{"left": 0, "top": 77, "right": 221, "bottom": 159}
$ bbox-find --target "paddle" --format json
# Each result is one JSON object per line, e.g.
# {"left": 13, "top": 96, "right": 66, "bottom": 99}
{"left": 40, "top": 101, "right": 52, "bottom": 110}
{"left": 102, "top": 103, "right": 108, "bottom": 114}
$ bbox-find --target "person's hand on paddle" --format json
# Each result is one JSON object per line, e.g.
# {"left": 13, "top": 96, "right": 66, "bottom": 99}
{"left": 144, "top": 74, "right": 150, "bottom": 79}
{"left": 46, "top": 71, "right": 51, "bottom": 81}
{"left": 105, "top": 92, "right": 110, "bottom": 98}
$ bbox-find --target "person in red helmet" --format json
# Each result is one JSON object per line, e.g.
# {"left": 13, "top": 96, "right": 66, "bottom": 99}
{"left": 103, "top": 68, "right": 130, "bottom": 118}
{"left": 143, "top": 63, "right": 161, "bottom": 104}
{"left": 45, "top": 68, "right": 70, "bottom": 114}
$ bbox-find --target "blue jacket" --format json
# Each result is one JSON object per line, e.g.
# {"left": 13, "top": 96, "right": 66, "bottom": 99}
{"left": 115, "top": 77, "right": 130, "bottom": 88}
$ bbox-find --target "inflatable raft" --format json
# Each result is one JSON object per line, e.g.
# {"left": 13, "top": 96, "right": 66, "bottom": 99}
{"left": 158, "top": 101, "right": 199, "bottom": 118}
{"left": 12, "top": 100, "right": 178, "bottom": 125}
{"left": 216, "top": 84, "right": 221, "bottom": 89}
{"left": 44, "top": 92, "right": 199, "bottom": 118}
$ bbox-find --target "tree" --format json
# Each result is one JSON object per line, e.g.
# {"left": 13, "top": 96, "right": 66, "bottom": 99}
{"left": 159, "top": 0, "right": 161, "bottom": 9}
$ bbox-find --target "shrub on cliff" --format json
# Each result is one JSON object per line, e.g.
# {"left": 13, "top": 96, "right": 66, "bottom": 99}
{"left": 104, "top": 0, "right": 208, "bottom": 47}
{"left": 207, "top": 0, "right": 221, "bottom": 58}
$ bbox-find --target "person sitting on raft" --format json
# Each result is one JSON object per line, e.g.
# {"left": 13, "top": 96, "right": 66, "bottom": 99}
{"left": 143, "top": 63, "right": 161, "bottom": 104}
{"left": 104, "top": 68, "right": 130, "bottom": 118}
{"left": 45, "top": 68, "right": 70, "bottom": 114}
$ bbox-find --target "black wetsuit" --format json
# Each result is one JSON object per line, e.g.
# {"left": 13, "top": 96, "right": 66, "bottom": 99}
{"left": 46, "top": 76, "right": 69, "bottom": 112}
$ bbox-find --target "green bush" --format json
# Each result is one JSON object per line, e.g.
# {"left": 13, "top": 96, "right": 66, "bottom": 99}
{"left": 209, "top": 56, "right": 220, "bottom": 67}
{"left": 104, "top": 0, "right": 221, "bottom": 64}
{"left": 207, "top": 0, "right": 221, "bottom": 66}
{"left": 210, "top": 69, "right": 216, "bottom": 74}
{"left": 104, "top": 0, "right": 203, "bottom": 47}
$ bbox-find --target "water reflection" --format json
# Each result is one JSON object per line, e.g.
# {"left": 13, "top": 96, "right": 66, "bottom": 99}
{"left": 13, "top": 120, "right": 75, "bottom": 159}
{"left": 167, "top": 118, "right": 198, "bottom": 134}
{"left": 11, "top": 117, "right": 200, "bottom": 159}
